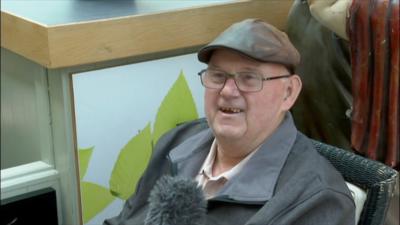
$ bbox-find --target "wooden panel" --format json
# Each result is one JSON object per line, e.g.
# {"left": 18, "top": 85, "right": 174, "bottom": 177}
{"left": 2, "top": 0, "right": 294, "bottom": 69}
{"left": 1, "top": 12, "right": 50, "bottom": 66}
{"left": 47, "top": 0, "right": 293, "bottom": 68}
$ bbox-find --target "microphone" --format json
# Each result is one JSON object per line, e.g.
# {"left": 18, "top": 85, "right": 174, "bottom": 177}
{"left": 144, "top": 175, "right": 207, "bottom": 225}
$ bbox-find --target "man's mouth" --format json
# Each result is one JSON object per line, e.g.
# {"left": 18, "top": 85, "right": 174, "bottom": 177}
{"left": 219, "top": 107, "right": 244, "bottom": 114}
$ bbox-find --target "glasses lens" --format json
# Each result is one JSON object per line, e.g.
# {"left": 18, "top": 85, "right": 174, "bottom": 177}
{"left": 202, "top": 69, "right": 226, "bottom": 89}
{"left": 200, "top": 69, "right": 264, "bottom": 92}
{"left": 236, "top": 72, "right": 262, "bottom": 92}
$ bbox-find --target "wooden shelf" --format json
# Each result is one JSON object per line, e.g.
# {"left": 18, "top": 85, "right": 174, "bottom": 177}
{"left": 1, "top": 0, "right": 294, "bottom": 69}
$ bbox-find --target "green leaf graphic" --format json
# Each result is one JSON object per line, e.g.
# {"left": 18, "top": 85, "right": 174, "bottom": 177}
{"left": 81, "top": 182, "right": 116, "bottom": 224}
{"left": 153, "top": 71, "right": 198, "bottom": 144}
{"left": 109, "top": 123, "right": 152, "bottom": 200}
{"left": 78, "top": 146, "right": 94, "bottom": 180}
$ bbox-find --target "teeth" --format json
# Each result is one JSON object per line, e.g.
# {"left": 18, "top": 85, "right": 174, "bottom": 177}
{"left": 220, "top": 107, "right": 242, "bottom": 113}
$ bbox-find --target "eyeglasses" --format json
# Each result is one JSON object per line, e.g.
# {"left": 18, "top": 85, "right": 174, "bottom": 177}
{"left": 198, "top": 68, "right": 293, "bottom": 92}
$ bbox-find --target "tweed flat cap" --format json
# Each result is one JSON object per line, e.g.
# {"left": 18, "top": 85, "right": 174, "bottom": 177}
{"left": 198, "top": 18, "right": 300, "bottom": 70}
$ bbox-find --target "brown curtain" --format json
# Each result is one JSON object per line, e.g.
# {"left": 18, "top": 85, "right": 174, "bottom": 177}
{"left": 348, "top": 0, "right": 399, "bottom": 169}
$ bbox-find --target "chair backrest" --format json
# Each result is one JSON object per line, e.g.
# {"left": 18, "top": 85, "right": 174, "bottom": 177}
{"left": 312, "top": 140, "right": 398, "bottom": 225}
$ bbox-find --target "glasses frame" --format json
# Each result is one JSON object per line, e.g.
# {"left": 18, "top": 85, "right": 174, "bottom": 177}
{"left": 198, "top": 69, "right": 293, "bottom": 92}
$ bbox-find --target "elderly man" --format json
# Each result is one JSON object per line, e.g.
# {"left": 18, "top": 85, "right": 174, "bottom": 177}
{"left": 104, "top": 19, "right": 355, "bottom": 225}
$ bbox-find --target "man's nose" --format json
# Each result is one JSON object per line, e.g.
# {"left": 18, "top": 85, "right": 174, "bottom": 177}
{"left": 220, "top": 77, "right": 240, "bottom": 96}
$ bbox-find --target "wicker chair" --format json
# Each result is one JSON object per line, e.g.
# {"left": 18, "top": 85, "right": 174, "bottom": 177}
{"left": 312, "top": 140, "right": 398, "bottom": 225}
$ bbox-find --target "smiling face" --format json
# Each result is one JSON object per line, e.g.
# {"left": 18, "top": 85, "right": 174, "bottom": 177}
{"left": 204, "top": 49, "right": 300, "bottom": 149}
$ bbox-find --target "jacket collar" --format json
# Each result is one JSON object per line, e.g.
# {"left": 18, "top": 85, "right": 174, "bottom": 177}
{"left": 168, "top": 129, "right": 214, "bottom": 178}
{"left": 168, "top": 113, "right": 297, "bottom": 204}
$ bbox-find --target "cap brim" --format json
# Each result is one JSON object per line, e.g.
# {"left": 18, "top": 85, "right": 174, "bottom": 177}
{"left": 198, "top": 45, "right": 261, "bottom": 64}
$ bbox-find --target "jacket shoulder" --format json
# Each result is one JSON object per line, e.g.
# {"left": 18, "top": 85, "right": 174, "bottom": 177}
{"left": 278, "top": 132, "right": 354, "bottom": 200}
{"left": 154, "top": 118, "right": 209, "bottom": 154}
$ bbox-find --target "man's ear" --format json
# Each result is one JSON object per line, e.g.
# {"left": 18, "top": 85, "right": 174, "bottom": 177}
{"left": 282, "top": 74, "right": 302, "bottom": 110}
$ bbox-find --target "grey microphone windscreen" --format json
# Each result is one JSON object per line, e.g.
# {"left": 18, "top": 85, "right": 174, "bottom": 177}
{"left": 144, "top": 175, "right": 207, "bottom": 225}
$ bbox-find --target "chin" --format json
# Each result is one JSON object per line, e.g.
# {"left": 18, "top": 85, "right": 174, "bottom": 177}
{"left": 212, "top": 124, "right": 246, "bottom": 140}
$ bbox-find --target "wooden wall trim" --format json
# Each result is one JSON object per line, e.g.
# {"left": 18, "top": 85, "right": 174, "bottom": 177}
{"left": 1, "top": 11, "right": 50, "bottom": 67}
{"left": 2, "top": 0, "right": 294, "bottom": 69}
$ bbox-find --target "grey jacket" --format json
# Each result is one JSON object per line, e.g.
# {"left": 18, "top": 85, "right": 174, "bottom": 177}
{"left": 104, "top": 117, "right": 355, "bottom": 225}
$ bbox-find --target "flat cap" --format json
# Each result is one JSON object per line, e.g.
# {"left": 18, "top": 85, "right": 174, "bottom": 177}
{"left": 198, "top": 18, "right": 300, "bottom": 70}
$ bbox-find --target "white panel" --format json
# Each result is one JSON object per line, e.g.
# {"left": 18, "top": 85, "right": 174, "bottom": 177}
{"left": 1, "top": 48, "right": 53, "bottom": 169}
{"left": 47, "top": 71, "right": 81, "bottom": 225}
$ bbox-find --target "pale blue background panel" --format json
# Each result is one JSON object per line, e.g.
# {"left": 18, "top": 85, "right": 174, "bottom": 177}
{"left": 72, "top": 53, "right": 206, "bottom": 224}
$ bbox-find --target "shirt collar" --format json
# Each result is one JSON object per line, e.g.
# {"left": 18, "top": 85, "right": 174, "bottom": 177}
{"left": 199, "top": 138, "right": 259, "bottom": 182}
